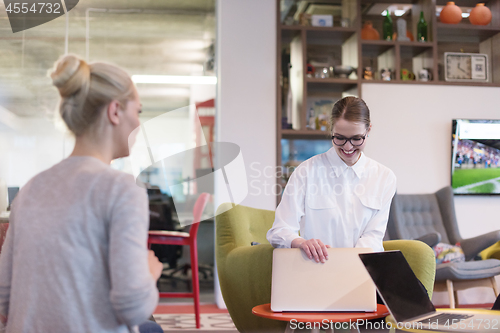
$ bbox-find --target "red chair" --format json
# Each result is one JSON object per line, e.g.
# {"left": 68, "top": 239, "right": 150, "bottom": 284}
{"left": 147, "top": 193, "right": 210, "bottom": 329}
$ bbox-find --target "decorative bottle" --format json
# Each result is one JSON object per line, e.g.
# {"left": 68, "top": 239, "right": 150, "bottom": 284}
{"left": 383, "top": 10, "right": 393, "bottom": 41}
{"left": 417, "top": 11, "right": 428, "bottom": 42}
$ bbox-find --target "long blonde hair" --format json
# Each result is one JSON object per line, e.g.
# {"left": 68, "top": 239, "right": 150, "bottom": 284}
{"left": 50, "top": 54, "right": 135, "bottom": 136}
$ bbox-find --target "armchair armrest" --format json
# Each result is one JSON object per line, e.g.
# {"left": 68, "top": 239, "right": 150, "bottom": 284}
{"left": 461, "top": 230, "right": 500, "bottom": 261}
{"left": 221, "top": 244, "right": 286, "bottom": 333}
{"left": 415, "top": 232, "right": 441, "bottom": 248}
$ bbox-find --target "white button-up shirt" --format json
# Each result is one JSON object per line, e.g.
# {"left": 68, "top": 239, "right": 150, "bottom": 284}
{"left": 267, "top": 148, "right": 396, "bottom": 252}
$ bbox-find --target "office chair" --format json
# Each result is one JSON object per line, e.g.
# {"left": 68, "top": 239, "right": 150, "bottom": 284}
{"left": 147, "top": 192, "right": 210, "bottom": 329}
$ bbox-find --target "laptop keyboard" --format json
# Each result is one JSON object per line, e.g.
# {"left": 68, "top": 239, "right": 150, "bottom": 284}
{"left": 417, "top": 313, "right": 474, "bottom": 324}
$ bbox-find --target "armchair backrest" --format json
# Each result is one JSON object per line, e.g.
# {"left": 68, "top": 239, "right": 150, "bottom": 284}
{"left": 383, "top": 240, "right": 436, "bottom": 299}
{"left": 216, "top": 203, "right": 274, "bottom": 257}
{"left": 435, "top": 186, "right": 463, "bottom": 245}
{"left": 388, "top": 186, "right": 463, "bottom": 245}
{"left": 215, "top": 203, "right": 285, "bottom": 333}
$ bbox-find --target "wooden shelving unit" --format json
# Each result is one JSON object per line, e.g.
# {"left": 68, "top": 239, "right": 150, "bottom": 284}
{"left": 276, "top": 0, "right": 500, "bottom": 196}
{"left": 281, "top": 129, "right": 332, "bottom": 140}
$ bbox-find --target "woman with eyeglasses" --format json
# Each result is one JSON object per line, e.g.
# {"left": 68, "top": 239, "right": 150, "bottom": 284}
{"left": 267, "top": 96, "right": 396, "bottom": 263}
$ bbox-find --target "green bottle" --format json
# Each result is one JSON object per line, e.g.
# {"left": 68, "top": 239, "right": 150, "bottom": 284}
{"left": 383, "top": 10, "right": 393, "bottom": 41}
{"left": 417, "top": 11, "right": 428, "bottom": 42}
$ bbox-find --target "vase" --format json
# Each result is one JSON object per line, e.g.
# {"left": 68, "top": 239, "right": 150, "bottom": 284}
{"left": 440, "top": 2, "right": 462, "bottom": 24}
{"left": 361, "top": 21, "right": 380, "bottom": 40}
{"left": 469, "top": 3, "right": 492, "bottom": 25}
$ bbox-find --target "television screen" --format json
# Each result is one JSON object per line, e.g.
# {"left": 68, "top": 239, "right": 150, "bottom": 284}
{"left": 452, "top": 119, "right": 500, "bottom": 195}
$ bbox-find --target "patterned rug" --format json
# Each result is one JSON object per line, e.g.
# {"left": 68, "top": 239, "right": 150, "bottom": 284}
{"left": 153, "top": 313, "right": 238, "bottom": 332}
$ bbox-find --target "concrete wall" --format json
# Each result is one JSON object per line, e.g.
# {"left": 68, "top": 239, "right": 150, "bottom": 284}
{"left": 215, "top": 0, "right": 276, "bottom": 308}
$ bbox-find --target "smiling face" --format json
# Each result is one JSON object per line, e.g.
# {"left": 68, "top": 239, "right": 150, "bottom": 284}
{"left": 332, "top": 118, "right": 371, "bottom": 166}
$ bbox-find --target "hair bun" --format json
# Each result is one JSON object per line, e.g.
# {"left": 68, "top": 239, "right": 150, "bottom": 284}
{"left": 50, "top": 54, "right": 90, "bottom": 98}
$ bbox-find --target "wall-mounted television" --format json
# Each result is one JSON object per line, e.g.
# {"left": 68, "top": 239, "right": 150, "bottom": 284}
{"left": 452, "top": 119, "right": 500, "bottom": 195}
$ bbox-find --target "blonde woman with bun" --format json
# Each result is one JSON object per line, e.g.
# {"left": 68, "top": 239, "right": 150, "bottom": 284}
{"left": 0, "top": 54, "right": 164, "bottom": 333}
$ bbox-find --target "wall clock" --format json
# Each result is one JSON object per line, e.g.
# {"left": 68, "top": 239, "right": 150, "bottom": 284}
{"left": 444, "top": 52, "right": 488, "bottom": 82}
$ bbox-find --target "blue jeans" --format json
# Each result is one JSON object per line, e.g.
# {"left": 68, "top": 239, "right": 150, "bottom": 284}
{"left": 139, "top": 320, "right": 164, "bottom": 333}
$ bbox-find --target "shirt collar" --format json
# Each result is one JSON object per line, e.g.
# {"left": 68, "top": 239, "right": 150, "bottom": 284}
{"left": 326, "top": 147, "right": 367, "bottom": 179}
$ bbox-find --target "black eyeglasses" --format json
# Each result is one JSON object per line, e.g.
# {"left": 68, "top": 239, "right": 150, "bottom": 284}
{"left": 331, "top": 130, "right": 368, "bottom": 147}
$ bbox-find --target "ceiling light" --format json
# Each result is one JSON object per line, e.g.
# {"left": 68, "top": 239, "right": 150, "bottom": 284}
{"left": 136, "top": 87, "right": 191, "bottom": 97}
{"left": 132, "top": 75, "right": 217, "bottom": 85}
{"left": 380, "top": 5, "right": 412, "bottom": 16}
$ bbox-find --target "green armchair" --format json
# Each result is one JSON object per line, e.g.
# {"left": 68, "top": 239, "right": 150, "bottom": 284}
{"left": 215, "top": 203, "right": 436, "bottom": 333}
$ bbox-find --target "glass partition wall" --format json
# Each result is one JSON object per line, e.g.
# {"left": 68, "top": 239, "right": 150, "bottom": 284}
{"left": 0, "top": 0, "right": 216, "bottom": 305}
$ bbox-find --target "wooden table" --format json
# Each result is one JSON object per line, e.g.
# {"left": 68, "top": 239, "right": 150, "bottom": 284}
{"left": 252, "top": 303, "right": 389, "bottom": 333}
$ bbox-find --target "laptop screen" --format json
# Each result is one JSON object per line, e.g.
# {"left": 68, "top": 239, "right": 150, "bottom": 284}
{"left": 359, "top": 251, "right": 436, "bottom": 322}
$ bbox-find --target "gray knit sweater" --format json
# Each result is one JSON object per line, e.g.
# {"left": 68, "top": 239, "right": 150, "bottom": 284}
{"left": 0, "top": 156, "right": 158, "bottom": 332}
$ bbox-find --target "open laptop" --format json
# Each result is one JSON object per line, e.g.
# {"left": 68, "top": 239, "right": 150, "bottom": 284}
{"left": 359, "top": 251, "right": 500, "bottom": 332}
{"left": 271, "top": 248, "right": 376, "bottom": 312}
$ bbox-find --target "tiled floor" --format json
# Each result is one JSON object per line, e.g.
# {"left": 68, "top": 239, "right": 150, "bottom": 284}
{"left": 153, "top": 313, "right": 237, "bottom": 332}
{"left": 154, "top": 265, "right": 229, "bottom": 331}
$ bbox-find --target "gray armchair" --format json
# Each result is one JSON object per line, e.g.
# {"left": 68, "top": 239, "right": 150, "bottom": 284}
{"left": 387, "top": 186, "right": 500, "bottom": 308}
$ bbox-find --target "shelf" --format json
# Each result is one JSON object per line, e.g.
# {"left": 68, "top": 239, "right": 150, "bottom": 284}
{"left": 362, "top": 40, "right": 434, "bottom": 58}
{"left": 281, "top": 25, "right": 357, "bottom": 32}
{"left": 280, "top": 25, "right": 358, "bottom": 45}
{"left": 307, "top": 27, "right": 358, "bottom": 46}
{"left": 306, "top": 77, "right": 358, "bottom": 93}
{"left": 361, "top": 80, "right": 500, "bottom": 87}
{"left": 362, "top": 79, "right": 436, "bottom": 84}
{"left": 281, "top": 27, "right": 301, "bottom": 44}
{"left": 400, "top": 42, "right": 434, "bottom": 58}
{"left": 281, "top": 129, "right": 331, "bottom": 140}
{"left": 436, "top": 23, "right": 500, "bottom": 43}
{"left": 361, "top": 0, "right": 417, "bottom": 3}
{"left": 361, "top": 40, "right": 395, "bottom": 57}
{"left": 306, "top": 77, "right": 357, "bottom": 83}
{"left": 435, "top": 0, "right": 492, "bottom": 6}
{"left": 427, "top": 81, "right": 500, "bottom": 87}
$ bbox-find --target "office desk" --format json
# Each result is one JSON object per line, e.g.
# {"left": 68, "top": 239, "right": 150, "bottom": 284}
{"left": 252, "top": 303, "right": 389, "bottom": 333}
{"left": 386, "top": 308, "right": 500, "bottom": 333}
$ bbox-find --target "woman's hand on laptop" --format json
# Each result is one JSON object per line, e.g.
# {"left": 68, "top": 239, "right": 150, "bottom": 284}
{"left": 291, "top": 238, "right": 330, "bottom": 263}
